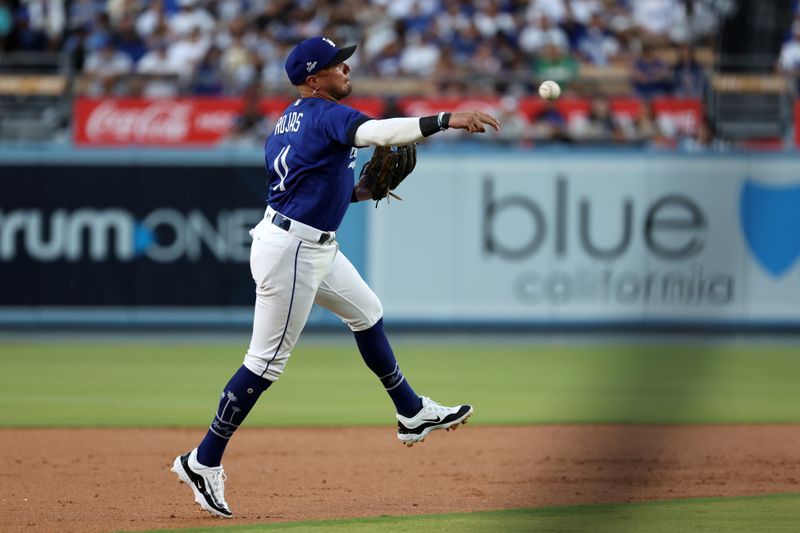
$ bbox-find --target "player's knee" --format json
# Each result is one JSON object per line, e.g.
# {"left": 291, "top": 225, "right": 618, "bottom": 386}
{"left": 243, "top": 352, "right": 287, "bottom": 382}
{"left": 347, "top": 299, "right": 383, "bottom": 331}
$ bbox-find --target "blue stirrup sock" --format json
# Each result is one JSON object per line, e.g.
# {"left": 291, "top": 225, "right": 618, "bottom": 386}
{"left": 196, "top": 365, "right": 272, "bottom": 467}
{"left": 353, "top": 318, "right": 422, "bottom": 417}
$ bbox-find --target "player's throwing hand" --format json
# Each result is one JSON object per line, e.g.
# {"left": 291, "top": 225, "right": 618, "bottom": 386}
{"left": 448, "top": 111, "right": 501, "bottom": 133}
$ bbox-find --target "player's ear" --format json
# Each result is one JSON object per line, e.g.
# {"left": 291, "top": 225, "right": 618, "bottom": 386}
{"left": 304, "top": 76, "right": 319, "bottom": 93}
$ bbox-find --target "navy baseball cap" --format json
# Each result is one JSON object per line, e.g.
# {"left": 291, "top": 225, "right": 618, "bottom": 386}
{"left": 285, "top": 37, "right": 357, "bottom": 86}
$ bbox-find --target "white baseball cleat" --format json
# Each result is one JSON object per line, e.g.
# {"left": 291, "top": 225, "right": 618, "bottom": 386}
{"left": 171, "top": 448, "right": 232, "bottom": 518}
{"left": 396, "top": 396, "right": 473, "bottom": 447}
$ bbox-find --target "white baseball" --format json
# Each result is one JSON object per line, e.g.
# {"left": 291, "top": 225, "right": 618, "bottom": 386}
{"left": 538, "top": 80, "right": 561, "bottom": 100}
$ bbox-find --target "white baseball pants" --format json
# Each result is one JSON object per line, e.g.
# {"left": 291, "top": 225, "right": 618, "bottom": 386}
{"left": 242, "top": 208, "right": 383, "bottom": 381}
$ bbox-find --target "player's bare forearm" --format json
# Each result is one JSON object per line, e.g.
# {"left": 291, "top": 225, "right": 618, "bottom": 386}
{"left": 448, "top": 111, "right": 501, "bottom": 133}
{"left": 352, "top": 184, "right": 373, "bottom": 202}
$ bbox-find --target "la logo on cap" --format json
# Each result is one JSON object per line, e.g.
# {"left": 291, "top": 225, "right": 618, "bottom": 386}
{"left": 306, "top": 61, "right": 317, "bottom": 72}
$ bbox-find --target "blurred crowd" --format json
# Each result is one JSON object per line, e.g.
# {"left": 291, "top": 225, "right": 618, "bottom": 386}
{"left": 0, "top": 0, "right": 797, "bottom": 149}
{"left": 0, "top": 0, "right": 727, "bottom": 98}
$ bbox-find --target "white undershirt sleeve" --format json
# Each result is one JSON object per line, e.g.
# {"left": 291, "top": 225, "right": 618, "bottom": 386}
{"left": 353, "top": 118, "right": 424, "bottom": 146}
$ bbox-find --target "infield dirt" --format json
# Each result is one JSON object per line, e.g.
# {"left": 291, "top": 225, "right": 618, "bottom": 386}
{"left": 3, "top": 425, "right": 800, "bottom": 532}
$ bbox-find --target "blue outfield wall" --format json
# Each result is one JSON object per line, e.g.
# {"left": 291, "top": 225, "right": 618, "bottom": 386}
{"left": 0, "top": 146, "right": 798, "bottom": 329}
{"left": 0, "top": 146, "right": 366, "bottom": 328}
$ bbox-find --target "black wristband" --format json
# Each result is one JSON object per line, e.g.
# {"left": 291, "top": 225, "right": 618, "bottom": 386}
{"left": 420, "top": 115, "right": 439, "bottom": 137}
{"left": 419, "top": 113, "right": 451, "bottom": 137}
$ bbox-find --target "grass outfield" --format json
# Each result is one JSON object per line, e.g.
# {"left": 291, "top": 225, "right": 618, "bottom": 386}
{"left": 138, "top": 493, "right": 800, "bottom": 532}
{"left": 1, "top": 340, "right": 800, "bottom": 426}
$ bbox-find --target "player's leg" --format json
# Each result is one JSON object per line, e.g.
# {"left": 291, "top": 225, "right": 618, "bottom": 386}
{"left": 314, "top": 249, "right": 421, "bottom": 416}
{"left": 199, "top": 224, "right": 335, "bottom": 462}
{"left": 172, "top": 221, "right": 336, "bottom": 517}
{"left": 314, "top": 250, "right": 472, "bottom": 445}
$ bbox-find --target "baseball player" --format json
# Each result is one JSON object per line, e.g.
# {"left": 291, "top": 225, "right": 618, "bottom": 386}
{"left": 171, "top": 36, "right": 500, "bottom": 518}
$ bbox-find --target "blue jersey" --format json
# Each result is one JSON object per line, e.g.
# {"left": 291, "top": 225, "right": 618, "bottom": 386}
{"left": 264, "top": 98, "right": 370, "bottom": 231}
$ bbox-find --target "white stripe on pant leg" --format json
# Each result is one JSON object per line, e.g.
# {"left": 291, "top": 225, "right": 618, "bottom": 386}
{"left": 314, "top": 250, "right": 383, "bottom": 331}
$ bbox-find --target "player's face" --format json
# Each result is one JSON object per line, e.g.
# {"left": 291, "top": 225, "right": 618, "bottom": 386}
{"left": 316, "top": 62, "right": 352, "bottom": 100}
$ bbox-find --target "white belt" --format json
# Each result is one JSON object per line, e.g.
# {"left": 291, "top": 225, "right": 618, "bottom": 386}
{"left": 265, "top": 206, "right": 334, "bottom": 244}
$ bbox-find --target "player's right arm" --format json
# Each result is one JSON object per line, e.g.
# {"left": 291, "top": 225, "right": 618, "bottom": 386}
{"left": 353, "top": 111, "right": 500, "bottom": 147}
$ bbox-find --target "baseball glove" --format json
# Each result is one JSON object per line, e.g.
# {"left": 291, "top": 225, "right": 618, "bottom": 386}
{"left": 354, "top": 144, "right": 418, "bottom": 205}
{"left": 390, "top": 144, "right": 417, "bottom": 191}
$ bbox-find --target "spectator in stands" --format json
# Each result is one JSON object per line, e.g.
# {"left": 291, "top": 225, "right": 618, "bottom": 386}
{"left": 136, "top": 0, "right": 168, "bottom": 41}
{"left": 107, "top": 0, "right": 143, "bottom": 28}
{"left": 10, "top": 6, "right": 48, "bottom": 51}
{"left": 169, "top": 0, "right": 215, "bottom": 38}
{"left": 223, "top": 82, "right": 268, "bottom": 147}
{"left": 519, "top": 14, "right": 569, "bottom": 55}
{"left": 568, "top": 0, "right": 603, "bottom": 26}
{"left": 633, "top": 0, "right": 680, "bottom": 46}
{"left": 631, "top": 100, "right": 674, "bottom": 148}
{"left": 434, "top": 0, "right": 471, "bottom": 41}
{"left": 672, "top": 44, "right": 706, "bottom": 97}
{"left": 450, "top": 21, "right": 480, "bottom": 63}
{"left": 259, "top": 40, "right": 291, "bottom": 92}
{"left": 558, "top": 3, "right": 587, "bottom": 51}
{"left": 534, "top": 43, "right": 578, "bottom": 91}
{"left": 190, "top": 44, "right": 225, "bottom": 95}
{"left": 168, "top": 25, "right": 210, "bottom": 82}
{"left": 576, "top": 12, "right": 621, "bottom": 66}
{"left": 473, "top": 0, "right": 516, "bottom": 40}
{"left": 372, "top": 40, "right": 403, "bottom": 77}
{"left": 668, "top": 0, "right": 718, "bottom": 45}
{"left": 526, "top": 0, "right": 567, "bottom": 24}
{"left": 399, "top": 30, "right": 440, "bottom": 76}
{"left": 22, "top": 0, "right": 67, "bottom": 50}
{"left": 472, "top": 40, "right": 502, "bottom": 76}
{"left": 220, "top": 18, "right": 256, "bottom": 92}
{"left": 531, "top": 100, "right": 569, "bottom": 143}
{"left": 403, "top": 2, "right": 433, "bottom": 35}
{"left": 494, "top": 95, "right": 533, "bottom": 146}
{"left": 779, "top": 26, "right": 800, "bottom": 92}
{"left": 570, "top": 96, "right": 626, "bottom": 144}
{"left": 69, "top": 0, "right": 104, "bottom": 34}
{"left": 678, "top": 117, "right": 714, "bottom": 152}
{"left": 136, "top": 39, "right": 181, "bottom": 97}
{"left": 213, "top": 0, "right": 243, "bottom": 24}
{"left": 114, "top": 15, "right": 148, "bottom": 63}
{"left": 85, "top": 11, "right": 113, "bottom": 52}
{"left": 82, "top": 35, "right": 133, "bottom": 95}
{"left": 632, "top": 44, "right": 673, "bottom": 98}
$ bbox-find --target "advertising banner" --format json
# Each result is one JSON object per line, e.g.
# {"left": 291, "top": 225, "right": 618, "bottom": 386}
{"left": 0, "top": 158, "right": 365, "bottom": 326}
{"left": 367, "top": 153, "right": 800, "bottom": 325}
{"left": 0, "top": 164, "right": 265, "bottom": 307}
{"left": 73, "top": 97, "right": 386, "bottom": 146}
{"left": 73, "top": 96, "right": 706, "bottom": 146}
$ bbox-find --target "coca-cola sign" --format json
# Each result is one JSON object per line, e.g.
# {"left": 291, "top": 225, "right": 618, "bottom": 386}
{"left": 75, "top": 98, "right": 242, "bottom": 145}
{"left": 74, "top": 97, "right": 386, "bottom": 146}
